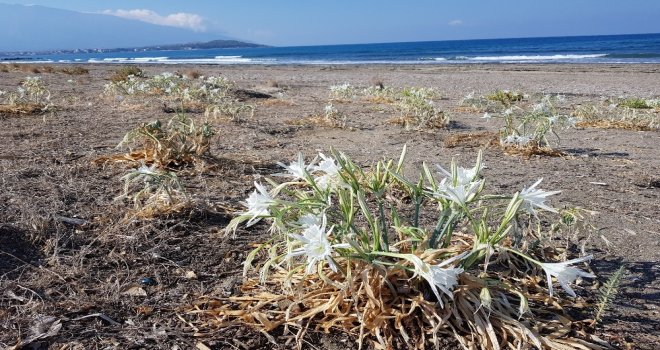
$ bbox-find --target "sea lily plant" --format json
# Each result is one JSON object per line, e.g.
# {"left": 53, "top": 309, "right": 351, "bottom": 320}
{"left": 495, "top": 95, "right": 577, "bottom": 150}
{"left": 215, "top": 147, "right": 600, "bottom": 350}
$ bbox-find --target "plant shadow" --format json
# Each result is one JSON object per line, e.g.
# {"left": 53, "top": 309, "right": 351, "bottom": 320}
{"left": 0, "top": 225, "right": 44, "bottom": 278}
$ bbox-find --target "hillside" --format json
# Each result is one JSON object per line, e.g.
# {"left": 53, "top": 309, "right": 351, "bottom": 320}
{"left": 0, "top": 3, "right": 231, "bottom": 52}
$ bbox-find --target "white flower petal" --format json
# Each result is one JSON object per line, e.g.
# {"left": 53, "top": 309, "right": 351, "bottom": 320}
{"left": 540, "top": 255, "right": 595, "bottom": 297}
{"left": 519, "top": 178, "right": 561, "bottom": 215}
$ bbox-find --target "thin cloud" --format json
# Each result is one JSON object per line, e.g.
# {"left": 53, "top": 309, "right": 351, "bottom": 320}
{"left": 103, "top": 9, "right": 206, "bottom": 32}
{"left": 448, "top": 19, "right": 463, "bottom": 26}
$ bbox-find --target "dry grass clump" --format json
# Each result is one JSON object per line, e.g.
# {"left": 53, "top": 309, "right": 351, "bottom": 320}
{"left": 181, "top": 69, "right": 203, "bottom": 79}
{"left": 501, "top": 143, "right": 566, "bottom": 157}
{"left": 287, "top": 104, "right": 348, "bottom": 129}
{"left": 452, "top": 105, "right": 483, "bottom": 113}
{"left": 0, "top": 103, "right": 45, "bottom": 115}
{"left": 329, "top": 83, "right": 357, "bottom": 101}
{"left": 95, "top": 113, "right": 215, "bottom": 219}
{"left": 104, "top": 72, "right": 255, "bottom": 121}
{"left": 0, "top": 76, "right": 54, "bottom": 116}
{"left": 458, "top": 90, "right": 528, "bottom": 113}
{"left": 192, "top": 247, "right": 596, "bottom": 350}
{"left": 486, "top": 89, "right": 526, "bottom": 107}
{"left": 115, "top": 164, "right": 192, "bottom": 220}
{"left": 572, "top": 103, "right": 658, "bottom": 131}
{"left": 362, "top": 85, "right": 398, "bottom": 104}
{"left": 443, "top": 131, "right": 499, "bottom": 148}
{"left": 18, "top": 64, "right": 42, "bottom": 74}
{"left": 576, "top": 119, "right": 656, "bottom": 131}
{"left": 60, "top": 66, "right": 89, "bottom": 75}
{"left": 110, "top": 66, "right": 144, "bottom": 83}
{"left": 265, "top": 79, "right": 280, "bottom": 88}
{"left": 393, "top": 88, "right": 448, "bottom": 130}
{"left": 204, "top": 99, "right": 255, "bottom": 123}
{"left": 443, "top": 131, "right": 565, "bottom": 157}
{"left": 95, "top": 114, "right": 215, "bottom": 168}
{"left": 259, "top": 98, "right": 296, "bottom": 107}
{"left": 38, "top": 65, "right": 56, "bottom": 73}
{"left": 1, "top": 64, "right": 89, "bottom": 75}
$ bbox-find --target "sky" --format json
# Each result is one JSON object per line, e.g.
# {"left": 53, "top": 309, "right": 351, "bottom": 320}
{"left": 5, "top": 0, "right": 660, "bottom": 46}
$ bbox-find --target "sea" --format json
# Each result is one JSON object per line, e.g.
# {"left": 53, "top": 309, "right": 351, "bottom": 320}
{"left": 3, "top": 33, "right": 660, "bottom": 65}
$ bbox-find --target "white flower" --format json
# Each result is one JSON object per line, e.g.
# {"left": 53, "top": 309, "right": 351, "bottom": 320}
{"left": 502, "top": 135, "right": 516, "bottom": 145}
{"left": 503, "top": 108, "right": 513, "bottom": 116}
{"left": 519, "top": 178, "right": 561, "bottom": 215}
{"left": 297, "top": 213, "right": 322, "bottom": 228}
{"left": 516, "top": 135, "right": 532, "bottom": 146}
{"left": 406, "top": 253, "right": 465, "bottom": 306}
{"left": 434, "top": 178, "right": 483, "bottom": 206}
{"left": 324, "top": 103, "right": 337, "bottom": 115}
{"left": 136, "top": 163, "right": 158, "bottom": 176}
{"left": 482, "top": 112, "right": 492, "bottom": 120}
{"left": 289, "top": 216, "right": 349, "bottom": 274}
{"left": 567, "top": 117, "right": 578, "bottom": 127}
{"left": 436, "top": 162, "right": 483, "bottom": 187}
{"left": 313, "top": 153, "right": 344, "bottom": 190}
{"left": 276, "top": 153, "right": 312, "bottom": 180}
{"left": 533, "top": 102, "right": 550, "bottom": 114}
{"left": 314, "top": 153, "right": 339, "bottom": 175}
{"left": 501, "top": 135, "right": 533, "bottom": 146}
{"left": 540, "top": 255, "right": 595, "bottom": 297}
{"left": 243, "top": 182, "right": 276, "bottom": 226}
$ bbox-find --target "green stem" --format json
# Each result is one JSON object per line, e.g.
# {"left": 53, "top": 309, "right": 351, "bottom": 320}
{"left": 499, "top": 246, "right": 542, "bottom": 266}
{"left": 413, "top": 199, "right": 421, "bottom": 228}
{"left": 429, "top": 209, "right": 449, "bottom": 249}
{"left": 441, "top": 213, "right": 458, "bottom": 248}
{"left": 378, "top": 199, "right": 389, "bottom": 252}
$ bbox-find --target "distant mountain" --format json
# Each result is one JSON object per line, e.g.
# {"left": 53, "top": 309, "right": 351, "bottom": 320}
{"left": 147, "top": 40, "right": 266, "bottom": 50}
{"left": 0, "top": 3, "right": 249, "bottom": 52}
{"left": 0, "top": 39, "right": 267, "bottom": 58}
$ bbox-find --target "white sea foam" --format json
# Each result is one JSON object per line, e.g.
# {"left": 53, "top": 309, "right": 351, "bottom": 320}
{"left": 131, "top": 57, "right": 169, "bottom": 62}
{"left": 84, "top": 55, "right": 259, "bottom": 64}
{"left": 468, "top": 54, "right": 607, "bottom": 61}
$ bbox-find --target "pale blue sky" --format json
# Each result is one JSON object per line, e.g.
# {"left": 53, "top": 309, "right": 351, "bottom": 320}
{"left": 5, "top": 1, "right": 660, "bottom": 46}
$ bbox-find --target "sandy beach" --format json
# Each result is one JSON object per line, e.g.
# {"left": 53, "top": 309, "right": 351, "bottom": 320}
{"left": 1, "top": 63, "right": 658, "bottom": 349}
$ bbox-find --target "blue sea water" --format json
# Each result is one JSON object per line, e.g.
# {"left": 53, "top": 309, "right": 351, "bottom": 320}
{"left": 3, "top": 33, "right": 660, "bottom": 65}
